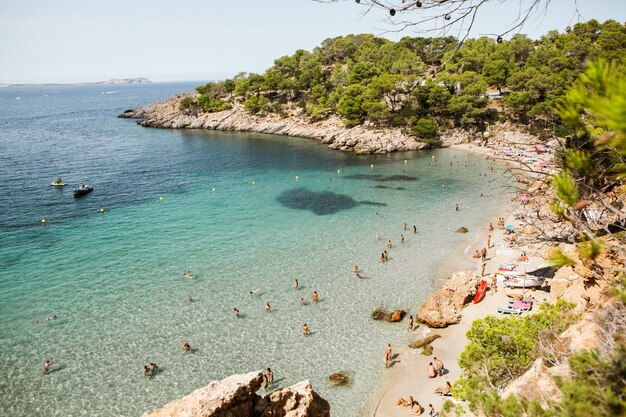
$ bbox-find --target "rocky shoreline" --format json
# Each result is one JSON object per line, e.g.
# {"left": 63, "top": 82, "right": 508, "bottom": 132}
{"left": 119, "top": 95, "right": 540, "bottom": 155}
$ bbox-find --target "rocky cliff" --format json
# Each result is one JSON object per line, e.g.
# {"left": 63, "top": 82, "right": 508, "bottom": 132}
{"left": 141, "top": 371, "right": 330, "bottom": 417}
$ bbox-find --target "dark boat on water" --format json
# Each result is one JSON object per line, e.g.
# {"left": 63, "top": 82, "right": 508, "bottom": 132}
{"left": 74, "top": 185, "right": 93, "bottom": 197}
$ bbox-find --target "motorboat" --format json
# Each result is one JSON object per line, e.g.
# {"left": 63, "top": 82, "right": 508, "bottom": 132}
{"left": 74, "top": 185, "right": 93, "bottom": 197}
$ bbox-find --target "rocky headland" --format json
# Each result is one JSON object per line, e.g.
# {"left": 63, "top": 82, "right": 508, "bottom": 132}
{"left": 119, "top": 94, "right": 540, "bottom": 155}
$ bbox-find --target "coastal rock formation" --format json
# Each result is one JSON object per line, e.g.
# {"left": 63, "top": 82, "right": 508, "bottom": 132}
{"left": 142, "top": 371, "right": 329, "bottom": 417}
{"left": 120, "top": 98, "right": 428, "bottom": 155}
{"left": 254, "top": 380, "right": 331, "bottom": 417}
{"left": 371, "top": 308, "right": 406, "bottom": 322}
{"left": 417, "top": 271, "right": 481, "bottom": 327}
{"left": 501, "top": 358, "right": 570, "bottom": 404}
{"left": 388, "top": 309, "right": 406, "bottom": 322}
{"left": 328, "top": 371, "right": 352, "bottom": 387}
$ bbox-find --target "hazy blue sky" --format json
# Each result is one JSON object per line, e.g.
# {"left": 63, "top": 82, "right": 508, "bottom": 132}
{"left": 1, "top": 0, "right": 624, "bottom": 84}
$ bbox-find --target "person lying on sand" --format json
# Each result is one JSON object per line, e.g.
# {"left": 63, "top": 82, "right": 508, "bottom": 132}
{"left": 434, "top": 381, "right": 452, "bottom": 395}
{"left": 396, "top": 395, "right": 414, "bottom": 408}
{"left": 427, "top": 362, "right": 437, "bottom": 378}
{"left": 412, "top": 402, "right": 424, "bottom": 415}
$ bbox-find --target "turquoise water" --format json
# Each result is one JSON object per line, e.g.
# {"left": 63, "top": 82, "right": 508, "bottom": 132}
{"left": 0, "top": 84, "right": 508, "bottom": 416}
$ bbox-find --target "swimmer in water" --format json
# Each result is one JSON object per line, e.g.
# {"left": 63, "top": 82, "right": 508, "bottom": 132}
{"left": 249, "top": 288, "right": 261, "bottom": 296}
{"left": 403, "top": 223, "right": 407, "bottom": 230}
{"left": 43, "top": 358, "right": 53, "bottom": 374}
{"left": 312, "top": 291, "right": 319, "bottom": 302}
{"left": 143, "top": 365, "right": 152, "bottom": 377}
{"left": 182, "top": 342, "right": 191, "bottom": 352}
{"left": 150, "top": 363, "right": 158, "bottom": 373}
{"left": 400, "top": 234, "right": 404, "bottom": 243}
{"left": 384, "top": 251, "right": 389, "bottom": 261}
{"left": 187, "top": 295, "right": 194, "bottom": 303}
{"left": 356, "top": 273, "right": 365, "bottom": 279}
{"left": 293, "top": 278, "right": 299, "bottom": 289}
{"left": 352, "top": 265, "right": 360, "bottom": 273}
{"left": 37, "top": 315, "right": 58, "bottom": 323}
{"left": 233, "top": 308, "right": 240, "bottom": 317}
{"left": 300, "top": 297, "right": 305, "bottom": 305}
{"left": 301, "top": 323, "right": 309, "bottom": 335}
{"left": 376, "top": 232, "right": 381, "bottom": 240}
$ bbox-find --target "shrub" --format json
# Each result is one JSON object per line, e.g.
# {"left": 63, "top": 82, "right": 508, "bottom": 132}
{"left": 410, "top": 118, "right": 439, "bottom": 143}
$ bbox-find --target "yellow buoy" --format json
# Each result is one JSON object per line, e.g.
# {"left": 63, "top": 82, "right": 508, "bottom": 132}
{"left": 404, "top": 159, "right": 408, "bottom": 164}
{"left": 99, "top": 208, "right": 105, "bottom": 214}
{"left": 41, "top": 218, "right": 47, "bottom": 225}
{"left": 159, "top": 196, "right": 164, "bottom": 201}
{"left": 252, "top": 181, "right": 256, "bottom": 186}
{"left": 370, "top": 164, "right": 374, "bottom": 169}
{"left": 336, "top": 169, "right": 342, "bottom": 174}
{"left": 211, "top": 187, "right": 216, "bottom": 192}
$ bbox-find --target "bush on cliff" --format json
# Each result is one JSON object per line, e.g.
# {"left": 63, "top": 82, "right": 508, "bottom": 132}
{"left": 454, "top": 301, "right": 578, "bottom": 399}
{"left": 410, "top": 118, "right": 439, "bottom": 143}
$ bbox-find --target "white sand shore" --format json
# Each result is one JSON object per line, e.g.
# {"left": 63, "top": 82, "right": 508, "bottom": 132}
{"left": 373, "top": 145, "right": 551, "bottom": 417}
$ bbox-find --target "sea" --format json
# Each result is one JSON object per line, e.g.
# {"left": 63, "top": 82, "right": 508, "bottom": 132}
{"left": 0, "top": 82, "right": 510, "bottom": 417}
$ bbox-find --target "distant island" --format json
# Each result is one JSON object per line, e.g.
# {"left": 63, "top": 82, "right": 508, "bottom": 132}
{"left": 0, "top": 77, "right": 152, "bottom": 88}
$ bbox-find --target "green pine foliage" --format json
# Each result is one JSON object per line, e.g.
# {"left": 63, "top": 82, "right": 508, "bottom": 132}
{"left": 182, "top": 20, "right": 626, "bottom": 140}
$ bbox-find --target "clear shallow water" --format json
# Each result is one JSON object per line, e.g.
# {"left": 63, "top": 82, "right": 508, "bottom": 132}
{"left": 0, "top": 84, "right": 508, "bottom": 417}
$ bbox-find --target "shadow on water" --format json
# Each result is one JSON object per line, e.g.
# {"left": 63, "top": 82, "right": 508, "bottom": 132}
{"left": 277, "top": 188, "right": 385, "bottom": 215}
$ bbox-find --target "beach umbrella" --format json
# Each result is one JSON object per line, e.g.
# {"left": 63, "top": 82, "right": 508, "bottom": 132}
{"left": 504, "top": 224, "right": 514, "bottom": 230}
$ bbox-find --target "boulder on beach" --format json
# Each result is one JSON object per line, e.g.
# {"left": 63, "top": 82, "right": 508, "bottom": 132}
{"left": 328, "top": 371, "right": 352, "bottom": 387}
{"left": 457, "top": 226, "right": 469, "bottom": 233}
{"left": 372, "top": 308, "right": 388, "bottom": 321}
{"left": 417, "top": 271, "right": 481, "bottom": 327}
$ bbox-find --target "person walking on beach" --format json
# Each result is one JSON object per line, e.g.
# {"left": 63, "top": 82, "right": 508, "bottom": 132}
{"left": 491, "top": 275, "right": 498, "bottom": 293}
{"left": 312, "top": 291, "right": 319, "bottom": 303}
{"left": 407, "top": 315, "right": 414, "bottom": 332}
{"left": 385, "top": 343, "right": 393, "bottom": 368}
{"left": 293, "top": 279, "right": 299, "bottom": 289}
{"left": 481, "top": 247, "right": 487, "bottom": 262}
{"left": 43, "top": 358, "right": 53, "bottom": 374}
{"left": 481, "top": 262, "right": 486, "bottom": 277}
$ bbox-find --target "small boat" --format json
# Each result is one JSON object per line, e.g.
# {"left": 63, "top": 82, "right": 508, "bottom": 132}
{"left": 503, "top": 275, "right": 545, "bottom": 289}
{"left": 473, "top": 280, "right": 488, "bottom": 304}
{"left": 50, "top": 181, "right": 66, "bottom": 187}
{"left": 74, "top": 186, "right": 93, "bottom": 197}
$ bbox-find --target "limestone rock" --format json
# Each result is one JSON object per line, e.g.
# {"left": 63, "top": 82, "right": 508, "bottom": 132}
{"left": 328, "top": 371, "right": 352, "bottom": 387}
{"left": 502, "top": 358, "right": 570, "bottom": 404}
{"left": 142, "top": 371, "right": 330, "bottom": 417}
{"left": 409, "top": 334, "right": 441, "bottom": 349}
{"left": 417, "top": 271, "right": 481, "bottom": 327}
{"left": 142, "top": 370, "right": 264, "bottom": 417}
{"left": 388, "top": 309, "right": 406, "bottom": 322}
{"left": 456, "top": 227, "right": 469, "bottom": 233}
{"left": 255, "top": 380, "right": 331, "bottom": 417}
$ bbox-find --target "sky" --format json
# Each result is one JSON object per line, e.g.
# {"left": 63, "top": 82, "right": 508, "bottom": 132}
{"left": 1, "top": 0, "right": 624, "bottom": 84}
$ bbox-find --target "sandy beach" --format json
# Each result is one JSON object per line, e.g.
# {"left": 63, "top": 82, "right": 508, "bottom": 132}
{"left": 372, "top": 142, "right": 551, "bottom": 417}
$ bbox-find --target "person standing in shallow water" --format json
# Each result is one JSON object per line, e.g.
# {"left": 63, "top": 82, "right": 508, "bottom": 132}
{"left": 312, "top": 291, "right": 319, "bottom": 302}
{"left": 293, "top": 279, "right": 299, "bottom": 289}
{"left": 385, "top": 343, "right": 393, "bottom": 368}
{"left": 43, "top": 358, "right": 53, "bottom": 374}
{"left": 387, "top": 240, "right": 393, "bottom": 248}
{"left": 381, "top": 252, "right": 385, "bottom": 263}
{"left": 265, "top": 303, "right": 271, "bottom": 312}
{"left": 413, "top": 225, "right": 417, "bottom": 233}
{"left": 455, "top": 204, "right": 459, "bottom": 211}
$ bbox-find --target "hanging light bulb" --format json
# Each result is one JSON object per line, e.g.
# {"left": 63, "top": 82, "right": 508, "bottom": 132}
{"left": 497, "top": 36, "right": 503, "bottom": 44}
{"left": 416, "top": 1, "right": 422, "bottom": 7}
{"left": 389, "top": 8, "right": 396, "bottom": 16}
{"left": 444, "top": 14, "right": 451, "bottom": 20}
